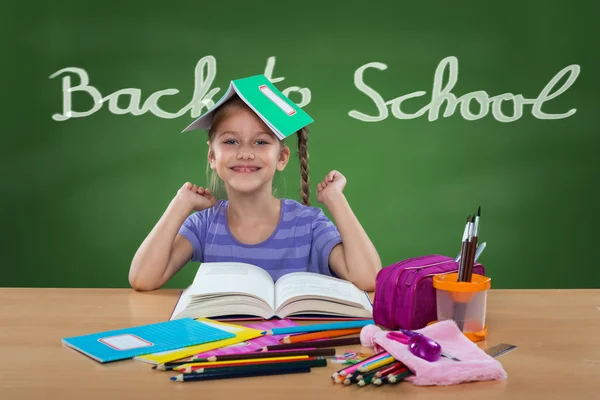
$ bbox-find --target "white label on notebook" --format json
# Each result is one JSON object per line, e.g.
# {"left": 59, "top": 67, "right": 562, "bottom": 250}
{"left": 99, "top": 334, "right": 154, "bottom": 351}
{"left": 259, "top": 85, "right": 296, "bottom": 116}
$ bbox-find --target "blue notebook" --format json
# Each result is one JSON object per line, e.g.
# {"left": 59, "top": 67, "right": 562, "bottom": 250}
{"left": 62, "top": 318, "right": 235, "bottom": 363}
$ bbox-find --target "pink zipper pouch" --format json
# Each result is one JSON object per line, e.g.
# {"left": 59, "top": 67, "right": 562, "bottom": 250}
{"left": 360, "top": 320, "right": 507, "bottom": 386}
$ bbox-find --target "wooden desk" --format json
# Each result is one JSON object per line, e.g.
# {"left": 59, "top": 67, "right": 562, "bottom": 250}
{"left": 1, "top": 289, "right": 599, "bottom": 399}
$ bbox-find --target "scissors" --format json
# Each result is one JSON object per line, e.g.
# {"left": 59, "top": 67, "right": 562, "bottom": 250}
{"left": 386, "top": 330, "right": 461, "bottom": 362}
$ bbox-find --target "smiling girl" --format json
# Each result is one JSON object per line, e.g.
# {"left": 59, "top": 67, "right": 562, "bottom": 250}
{"left": 129, "top": 87, "right": 381, "bottom": 292}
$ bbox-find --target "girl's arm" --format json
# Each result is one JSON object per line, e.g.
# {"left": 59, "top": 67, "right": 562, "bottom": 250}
{"left": 317, "top": 171, "right": 382, "bottom": 291}
{"left": 128, "top": 183, "right": 215, "bottom": 291}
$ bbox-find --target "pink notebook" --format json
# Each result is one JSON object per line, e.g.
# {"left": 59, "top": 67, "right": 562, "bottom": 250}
{"left": 192, "top": 319, "right": 299, "bottom": 358}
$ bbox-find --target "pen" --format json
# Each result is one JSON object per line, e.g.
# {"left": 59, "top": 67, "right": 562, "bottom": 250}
{"left": 474, "top": 241, "right": 486, "bottom": 262}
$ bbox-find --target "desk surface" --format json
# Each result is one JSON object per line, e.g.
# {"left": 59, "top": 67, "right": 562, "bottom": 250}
{"left": 1, "top": 288, "right": 599, "bottom": 399}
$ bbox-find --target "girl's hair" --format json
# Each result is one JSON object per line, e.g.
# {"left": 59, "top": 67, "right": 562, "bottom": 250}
{"left": 207, "top": 95, "right": 311, "bottom": 205}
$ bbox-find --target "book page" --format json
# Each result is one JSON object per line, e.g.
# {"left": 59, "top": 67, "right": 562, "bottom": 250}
{"left": 170, "top": 286, "right": 192, "bottom": 320}
{"left": 274, "top": 272, "right": 372, "bottom": 312}
{"left": 188, "top": 262, "right": 276, "bottom": 310}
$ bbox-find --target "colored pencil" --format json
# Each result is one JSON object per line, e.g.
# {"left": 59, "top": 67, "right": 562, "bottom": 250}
{"left": 173, "top": 355, "right": 309, "bottom": 373}
{"left": 374, "top": 361, "right": 405, "bottom": 378}
{"left": 387, "top": 368, "right": 412, "bottom": 383}
{"left": 260, "top": 336, "right": 362, "bottom": 351}
{"left": 341, "top": 374, "right": 357, "bottom": 386}
{"left": 358, "top": 355, "right": 395, "bottom": 373}
{"left": 159, "top": 348, "right": 319, "bottom": 370}
{"left": 282, "top": 328, "right": 361, "bottom": 344}
{"left": 158, "top": 349, "right": 321, "bottom": 370}
{"left": 372, "top": 377, "right": 385, "bottom": 386}
{"left": 181, "top": 357, "right": 327, "bottom": 376}
{"left": 357, "top": 371, "right": 378, "bottom": 387}
{"left": 343, "top": 362, "right": 393, "bottom": 385}
{"left": 253, "top": 347, "right": 317, "bottom": 354}
{"left": 263, "top": 320, "right": 374, "bottom": 335}
{"left": 342, "top": 371, "right": 364, "bottom": 385}
{"left": 333, "top": 350, "right": 390, "bottom": 379}
{"left": 357, "top": 353, "right": 394, "bottom": 371}
{"left": 335, "top": 350, "right": 390, "bottom": 377}
{"left": 171, "top": 363, "right": 312, "bottom": 382}
{"left": 178, "top": 356, "right": 327, "bottom": 373}
{"left": 172, "top": 348, "right": 334, "bottom": 364}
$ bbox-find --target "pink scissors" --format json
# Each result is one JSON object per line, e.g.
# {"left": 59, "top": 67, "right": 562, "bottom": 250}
{"left": 386, "top": 330, "right": 461, "bottom": 362}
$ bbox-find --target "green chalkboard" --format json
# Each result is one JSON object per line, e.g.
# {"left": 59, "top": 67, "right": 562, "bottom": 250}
{"left": 1, "top": 1, "right": 599, "bottom": 289}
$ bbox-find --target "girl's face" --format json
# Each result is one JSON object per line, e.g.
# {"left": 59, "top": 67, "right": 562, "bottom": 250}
{"left": 208, "top": 107, "right": 290, "bottom": 195}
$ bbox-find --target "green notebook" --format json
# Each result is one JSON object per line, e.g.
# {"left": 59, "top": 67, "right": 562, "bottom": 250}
{"left": 181, "top": 74, "right": 313, "bottom": 140}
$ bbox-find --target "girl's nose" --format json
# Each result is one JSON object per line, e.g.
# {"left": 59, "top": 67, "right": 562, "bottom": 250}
{"left": 237, "top": 150, "right": 255, "bottom": 160}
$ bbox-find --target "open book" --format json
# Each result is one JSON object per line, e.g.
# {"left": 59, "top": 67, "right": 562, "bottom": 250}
{"left": 181, "top": 74, "right": 314, "bottom": 140}
{"left": 170, "top": 262, "right": 373, "bottom": 321}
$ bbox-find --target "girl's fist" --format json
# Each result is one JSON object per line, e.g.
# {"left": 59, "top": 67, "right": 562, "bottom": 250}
{"left": 316, "top": 170, "right": 346, "bottom": 204}
{"left": 176, "top": 182, "right": 217, "bottom": 211}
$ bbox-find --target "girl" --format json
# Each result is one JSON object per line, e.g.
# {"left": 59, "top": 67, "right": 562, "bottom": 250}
{"left": 129, "top": 95, "right": 381, "bottom": 292}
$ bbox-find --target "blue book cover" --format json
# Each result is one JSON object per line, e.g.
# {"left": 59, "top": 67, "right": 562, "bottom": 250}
{"left": 62, "top": 318, "right": 236, "bottom": 363}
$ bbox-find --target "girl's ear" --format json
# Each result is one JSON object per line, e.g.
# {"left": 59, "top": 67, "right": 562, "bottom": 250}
{"left": 207, "top": 141, "right": 216, "bottom": 170}
{"left": 277, "top": 145, "right": 291, "bottom": 171}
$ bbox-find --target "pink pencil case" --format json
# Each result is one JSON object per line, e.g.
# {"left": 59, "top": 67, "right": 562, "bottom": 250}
{"left": 360, "top": 320, "right": 507, "bottom": 386}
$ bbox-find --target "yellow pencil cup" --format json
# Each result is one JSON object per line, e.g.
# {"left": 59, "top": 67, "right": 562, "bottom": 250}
{"left": 432, "top": 273, "right": 491, "bottom": 342}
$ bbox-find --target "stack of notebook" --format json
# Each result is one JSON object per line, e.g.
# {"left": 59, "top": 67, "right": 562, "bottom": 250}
{"left": 61, "top": 318, "right": 236, "bottom": 363}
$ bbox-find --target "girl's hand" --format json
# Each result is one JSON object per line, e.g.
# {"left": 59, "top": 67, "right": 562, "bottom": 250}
{"left": 176, "top": 182, "right": 216, "bottom": 211}
{"left": 316, "top": 170, "right": 347, "bottom": 205}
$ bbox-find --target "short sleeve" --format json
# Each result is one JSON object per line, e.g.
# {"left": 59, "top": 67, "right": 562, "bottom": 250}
{"left": 308, "top": 208, "right": 343, "bottom": 277}
{"left": 178, "top": 212, "right": 206, "bottom": 263}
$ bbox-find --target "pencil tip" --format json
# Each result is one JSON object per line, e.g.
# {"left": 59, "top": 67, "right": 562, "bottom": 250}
{"left": 169, "top": 377, "right": 176, "bottom": 381}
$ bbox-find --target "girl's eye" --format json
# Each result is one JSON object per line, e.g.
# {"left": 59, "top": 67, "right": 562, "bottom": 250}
{"left": 256, "top": 140, "right": 268, "bottom": 145}
{"left": 224, "top": 139, "right": 237, "bottom": 145}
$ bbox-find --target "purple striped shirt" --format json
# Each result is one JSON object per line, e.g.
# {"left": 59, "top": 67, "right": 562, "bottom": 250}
{"left": 178, "top": 199, "right": 342, "bottom": 281}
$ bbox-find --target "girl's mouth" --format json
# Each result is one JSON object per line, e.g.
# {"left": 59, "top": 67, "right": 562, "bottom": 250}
{"left": 231, "top": 166, "right": 260, "bottom": 173}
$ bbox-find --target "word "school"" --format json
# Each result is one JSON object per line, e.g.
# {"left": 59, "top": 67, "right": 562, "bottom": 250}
{"left": 349, "top": 56, "right": 580, "bottom": 122}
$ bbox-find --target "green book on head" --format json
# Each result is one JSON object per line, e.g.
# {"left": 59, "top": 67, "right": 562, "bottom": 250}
{"left": 181, "top": 74, "right": 314, "bottom": 140}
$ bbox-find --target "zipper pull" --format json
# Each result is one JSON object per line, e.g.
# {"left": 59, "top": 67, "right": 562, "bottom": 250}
{"left": 404, "top": 269, "right": 420, "bottom": 286}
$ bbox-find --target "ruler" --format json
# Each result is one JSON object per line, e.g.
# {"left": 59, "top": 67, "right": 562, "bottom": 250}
{"left": 485, "top": 343, "right": 518, "bottom": 358}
